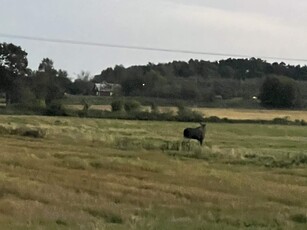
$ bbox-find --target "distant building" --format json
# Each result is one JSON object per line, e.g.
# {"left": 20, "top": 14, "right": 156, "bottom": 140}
{"left": 93, "top": 81, "right": 121, "bottom": 96}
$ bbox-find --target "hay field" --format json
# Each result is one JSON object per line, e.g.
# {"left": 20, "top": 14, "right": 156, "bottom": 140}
{"left": 68, "top": 103, "right": 307, "bottom": 121}
{"left": 66, "top": 104, "right": 112, "bottom": 111}
{"left": 195, "top": 108, "right": 307, "bottom": 121}
{"left": 0, "top": 115, "right": 307, "bottom": 229}
{"left": 160, "top": 107, "right": 307, "bottom": 121}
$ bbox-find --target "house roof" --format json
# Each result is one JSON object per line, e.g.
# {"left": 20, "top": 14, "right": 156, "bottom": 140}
{"left": 94, "top": 81, "right": 121, "bottom": 92}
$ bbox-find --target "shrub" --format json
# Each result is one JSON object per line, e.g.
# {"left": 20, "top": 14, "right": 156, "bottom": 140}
{"left": 10, "top": 83, "right": 37, "bottom": 107}
{"left": 272, "top": 117, "right": 291, "bottom": 125}
{"left": 111, "top": 99, "right": 124, "bottom": 112}
{"left": 45, "top": 101, "right": 67, "bottom": 116}
{"left": 124, "top": 100, "right": 141, "bottom": 112}
{"left": 176, "top": 105, "right": 204, "bottom": 122}
{"left": 259, "top": 76, "right": 301, "bottom": 108}
{"left": 133, "top": 111, "right": 174, "bottom": 121}
{"left": 150, "top": 102, "right": 159, "bottom": 113}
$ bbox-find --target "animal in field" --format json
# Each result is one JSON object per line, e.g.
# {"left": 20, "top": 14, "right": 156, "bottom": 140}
{"left": 183, "top": 123, "right": 206, "bottom": 145}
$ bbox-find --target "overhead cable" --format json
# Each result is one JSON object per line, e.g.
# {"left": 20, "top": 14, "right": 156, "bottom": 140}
{"left": 0, "top": 33, "right": 307, "bottom": 63}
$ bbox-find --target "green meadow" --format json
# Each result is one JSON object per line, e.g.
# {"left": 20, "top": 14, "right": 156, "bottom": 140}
{"left": 0, "top": 115, "right": 307, "bottom": 229}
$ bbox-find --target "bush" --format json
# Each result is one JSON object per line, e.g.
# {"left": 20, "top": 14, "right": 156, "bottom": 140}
{"left": 111, "top": 99, "right": 124, "bottom": 112}
{"left": 272, "top": 117, "right": 291, "bottom": 125}
{"left": 150, "top": 102, "right": 159, "bottom": 113}
{"left": 124, "top": 100, "right": 141, "bottom": 112}
{"left": 10, "top": 83, "right": 37, "bottom": 106}
{"left": 259, "top": 76, "right": 301, "bottom": 108}
{"left": 133, "top": 111, "right": 175, "bottom": 121}
{"left": 176, "top": 105, "right": 204, "bottom": 122}
{"left": 45, "top": 101, "right": 67, "bottom": 116}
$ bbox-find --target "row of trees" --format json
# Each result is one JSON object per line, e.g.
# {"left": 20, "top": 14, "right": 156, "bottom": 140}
{"left": 0, "top": 43, "right": 94, "bottom": 107}
{"left": 0, "top": 42, "right": 306, "bottom": 109}
{"left": 94, "top": 59, "right": 307, "bottom": 83}
{"left": 92, "top": 60, "right": 306, "bottom": 108}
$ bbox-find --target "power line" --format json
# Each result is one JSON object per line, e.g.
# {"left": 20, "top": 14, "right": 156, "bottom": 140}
{"left": 0, "top": 32, "right": 307, "bottom": 63}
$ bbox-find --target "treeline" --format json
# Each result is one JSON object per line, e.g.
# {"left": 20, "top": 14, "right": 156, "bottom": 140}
{"left": 94, "top": 58, "right": 307, "bottom": 83}
{"left": 0, "top": 43, "right": 93, "bottom": 108}
{"left": 92, "top": 59, "right": 307, "bottom": 105}
{"left": 1, "top": 42, "right": 307, "bottom": 110}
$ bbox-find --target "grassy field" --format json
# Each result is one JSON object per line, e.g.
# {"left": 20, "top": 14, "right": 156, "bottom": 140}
{"left": 195, "top": 108, "right": 307, "bottom": 121}
{"left": 67, "top": 104, "right": 307, "bottom": 121}
{"left": 0, "top": 115, "right": 307, "bottom": 229}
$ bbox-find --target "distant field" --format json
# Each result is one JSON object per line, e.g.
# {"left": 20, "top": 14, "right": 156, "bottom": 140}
{"left": 68, "top": 104, "right": 307, "bottom": 121}
{"left": 0, "top": 97, "right": 5, "bottom": 108}
{"left": 66, "top": 104, "right": 112, "bottom": 111}
{"left": 0, "top": 116, "right": 306, "bottom": 229}
{"left": 157, "top": 107, "right": 307, "bottom": 121}
{"left": 195, "top": 108, "right": 307, "bottom": 121}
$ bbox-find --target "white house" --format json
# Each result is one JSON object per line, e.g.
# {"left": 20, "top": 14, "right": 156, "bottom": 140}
{"left": 93, "top": 81, "right": 121, "bottom": 96}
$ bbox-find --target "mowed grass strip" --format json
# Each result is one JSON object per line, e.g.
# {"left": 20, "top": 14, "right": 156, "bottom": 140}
{"left": 0, "top": 115, "right": 306, "bottom": 229}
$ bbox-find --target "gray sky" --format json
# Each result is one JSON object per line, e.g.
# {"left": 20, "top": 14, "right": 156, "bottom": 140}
{"left": 1, "top": 0, "right": 307, "bottom": 78}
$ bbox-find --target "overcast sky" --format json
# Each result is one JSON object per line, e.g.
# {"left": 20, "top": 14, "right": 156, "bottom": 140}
{"left": 1, "top": 0, "right": 307, "bottom": 78}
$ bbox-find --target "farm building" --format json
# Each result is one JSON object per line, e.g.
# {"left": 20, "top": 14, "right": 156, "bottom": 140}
{"left": 93, "top": 81, "right": 121, "bottom": 96}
